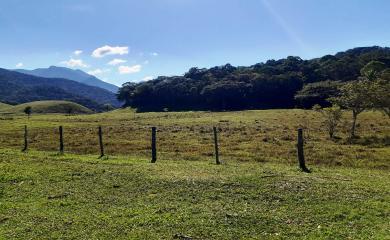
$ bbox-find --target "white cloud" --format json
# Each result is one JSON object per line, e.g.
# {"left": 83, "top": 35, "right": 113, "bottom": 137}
{"left": 61, "top": 58, "right": 88, "bottom": 68}
{"left": 87, "top": 68, "right": 111, "bottom": 76}
{"left": 118, "top": 65, "right": 142, "bottom": 74}
{"left": 108, "top": 58, "right": 127, "bottom": 66}
{"left": 73, "top": 50, "right": 83, "bottom": 56}
{"left": 15, "top": 62, "right": 24, "bottom": 68}
{"left": 143, "top": 60, "right": 149, "bottom": 65}
{"left": 150, "top": 52, "right": 159, "bottom": 56}
{"left": 142, "top": 76, "right": 155, "bottom": 81}
{"left": 92, "top": 45, "right": 129, "bottom": 58}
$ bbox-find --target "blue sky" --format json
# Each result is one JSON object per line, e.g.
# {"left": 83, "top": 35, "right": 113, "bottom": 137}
{"left": 1, "top": 0, "right": 389, "bottom": 86}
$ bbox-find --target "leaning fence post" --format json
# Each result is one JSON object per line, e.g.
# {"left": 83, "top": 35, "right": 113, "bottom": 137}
{"left": 22, "top": 125, "right": 28, "bottom": 152}
{"left": 151, "top": 127, "right": 157, "bottom": 163}
{"left": 213, "top": 127, "right": 221, "bottom": 165}
{"left": 297, "top": 128, "right": 310, "bottom": 173}
{"left": 59, "top": 126, "right": 64, "bottom": 154}
{"left": 98, "top": 126, "right": 104, "bottom": 158}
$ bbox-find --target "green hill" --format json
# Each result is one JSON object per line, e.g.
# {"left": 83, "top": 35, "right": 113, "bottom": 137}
{"left": 1, "top": 101, "right": 93, "bottom": 114}
{"left": 0, "top": 102, "right": 11, "bottom": 110}
{"left": 0, "top": 68, "right": 120, "bottom": 111}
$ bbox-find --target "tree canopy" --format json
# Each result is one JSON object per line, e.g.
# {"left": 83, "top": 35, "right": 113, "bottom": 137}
{"left": 118, "top": 46, "right": 390, "bottom": 112}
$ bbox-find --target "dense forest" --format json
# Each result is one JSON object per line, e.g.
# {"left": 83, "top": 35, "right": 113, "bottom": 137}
{"left": 118, "top": 46, "right": 390, "bottom": 111}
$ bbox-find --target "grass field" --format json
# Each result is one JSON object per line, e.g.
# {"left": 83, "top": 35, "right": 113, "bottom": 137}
{"left": 0, "top": 101, "right": 93, "bottom": 114}
{"left": 0, "top": 109, "right": 388, "bottom": 168}
{"left": 0, "top": 103, "right": 10, "bottom": 110}
{"left": 0, "top": 109, "right": 389, "bottom": 239}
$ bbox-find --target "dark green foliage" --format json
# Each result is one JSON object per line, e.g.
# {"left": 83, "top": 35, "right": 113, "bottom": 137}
{"left": 0, "top": 68, "right": 120, "bottom": 111}
{"left": 118, "top": 46, "right": 390, "bottom": 111}
{"left": 23, "top": 106, "right": 32, "bottom": 118}
{"left": 295, "top": 81, "right": 342, "bottom": 108}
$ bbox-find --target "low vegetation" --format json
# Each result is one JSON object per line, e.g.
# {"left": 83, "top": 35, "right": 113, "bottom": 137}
{"left": 0, "top": 148, "right": 388, "bottom": 239}
{"left": 0, "top": 109, "right": 388, "bottom": 169}
{"left": 0, "top": 101, "right": 93, "bottom": 115}
{"left": 0, "top": 108, "right": 389, "bottom": 239}
{"left": 0, "top": 102, "right": 10, "bottom": 110}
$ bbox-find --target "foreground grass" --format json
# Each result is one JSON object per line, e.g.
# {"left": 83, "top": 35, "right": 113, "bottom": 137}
{"left": 0, "top": 149, "right": 389, "bottom": 239}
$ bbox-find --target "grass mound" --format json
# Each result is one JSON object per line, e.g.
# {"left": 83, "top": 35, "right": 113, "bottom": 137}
{"left": 0, "top": 101, "right": 93, "bottom": 114}
{"left": 0, "top": 102, "right": 11, "bottom": 110}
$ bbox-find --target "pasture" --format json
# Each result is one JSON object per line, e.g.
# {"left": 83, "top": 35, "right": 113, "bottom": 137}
{"left": 0, "top": 109, "right": 389, "bottom": 239}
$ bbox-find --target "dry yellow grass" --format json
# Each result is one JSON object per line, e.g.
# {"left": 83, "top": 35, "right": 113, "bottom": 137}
{"left": 0, "top": 109, "right": 388, "bottom": 169}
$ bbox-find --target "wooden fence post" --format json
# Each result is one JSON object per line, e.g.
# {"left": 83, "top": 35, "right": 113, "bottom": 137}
{"left": 22, "top": 125, "right": 28, "bottom": 152}
{"left": 213, "top": 127, "right": 221, "bottom": 165}
{"left": 151, "top": 127, "right": 157, "bottom": 163}
{"left": 98, "top": 126, "right": 104, "bottom": 158}
{"left": 59, "top": 126, "right": 64, "bottom": 154}
{"left": 297, "top": 128, "right": 310, "bottom": 173}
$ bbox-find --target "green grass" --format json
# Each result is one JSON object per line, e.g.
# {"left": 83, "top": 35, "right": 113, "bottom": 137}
{"left": 0, "top": 149, "right": 389, "bottom": 239}
{"left": 0, "top": 109, "right": 389, "bottom": 239}
{"left": 0, "top": 101, "right": 93, "bottom": 114}
{"left": 0, "top": 103, "right": 11, "bottom": 110}
{"left": 0, "top": 109, "right": 388, "bottom": 169}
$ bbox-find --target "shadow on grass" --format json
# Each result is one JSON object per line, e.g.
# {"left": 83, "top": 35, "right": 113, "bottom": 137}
{"left": 348, "top": 135, "right": 390, "bottom": 148}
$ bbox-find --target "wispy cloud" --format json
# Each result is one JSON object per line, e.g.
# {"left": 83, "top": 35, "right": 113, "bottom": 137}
{"left": 73, "top": 50, "right": 83, "bottom": 56}
{"left": 92, "top": 45, "right": 129, "bottom": 58}
{"left": 150, "top": 52, "right": 159, "bottom": 56}
{"left": 87, "top": 68, "right": 111, "bottom": 76}
{"left": 15, "top": 62, "right": 23, "bottom": 68}
{"left": 108, "top": 58, "right": 127, "bottom": 66}
{"left": 61, "top": 58, "right": 88, "bottom": 68}
{"left": 118, "top": 65, "right": 142, "bottom": 74}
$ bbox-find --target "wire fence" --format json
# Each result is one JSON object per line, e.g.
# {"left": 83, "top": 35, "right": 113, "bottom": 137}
{"left": 9, "top": 124, "right": 310, "bottom": 172}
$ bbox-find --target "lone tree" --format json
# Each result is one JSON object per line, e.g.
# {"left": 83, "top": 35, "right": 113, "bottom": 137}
{"left": 65, "top": 106, "right": 73, "bottom": 115}
{"left": 330, "top": 80, "right": 371, "bottom": 139}
{"left": 330, "top": 61, "right": 389, "bottom": 139}
{"left": 24, "top": 106, "right": 32, "bottom": 119}
{"left": 313, "top": 104, "right": 342, "bottom": 139}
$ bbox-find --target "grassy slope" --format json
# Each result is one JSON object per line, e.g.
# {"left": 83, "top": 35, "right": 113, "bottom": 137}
{"left": 0, "top": 101, "right": 93, "bottom": 114}
{"left": 0, "top": 149, "right": 389, "bottom": 239}
{"left": 0, "top": 103, "right": 10, "bottom": 110}
{"left": 0, "top": 109, "right": 389, "bottom": 239}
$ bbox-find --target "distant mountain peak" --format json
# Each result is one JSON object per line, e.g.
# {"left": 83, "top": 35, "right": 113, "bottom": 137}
{"left": 14, "top": 66, "right": 118, "bottom": 93}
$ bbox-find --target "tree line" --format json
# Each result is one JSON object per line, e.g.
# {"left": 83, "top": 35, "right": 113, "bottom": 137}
{"left": 117, "top": 46, "right": 390, "bottom": 112}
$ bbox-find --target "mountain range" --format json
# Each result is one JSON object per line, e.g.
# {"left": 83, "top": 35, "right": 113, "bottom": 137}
{"left": 0, "top": 68, "right": 120, "bottom": 111}
{"left": 15, "top": 66, "right": 119, "bottom": 93}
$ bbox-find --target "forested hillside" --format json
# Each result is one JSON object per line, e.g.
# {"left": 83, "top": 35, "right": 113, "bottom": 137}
{"left": 118, "top": 46, "right": 390, "bottom": 111}
{"left": 0, "top": 68, "right": 119, "bottom": 111}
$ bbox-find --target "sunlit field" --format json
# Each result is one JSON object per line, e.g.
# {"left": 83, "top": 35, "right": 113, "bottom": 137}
{"left": 0, "top": 109, "right": 389, "bottom": 239}
{"left": 0, "top": 109, "right": 388, "bottom": 168}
